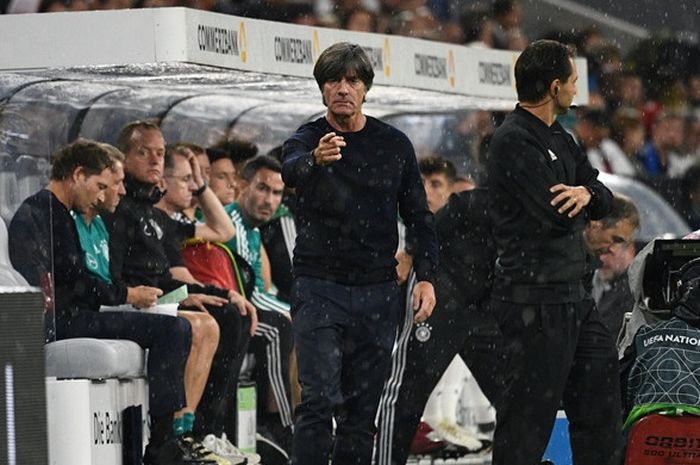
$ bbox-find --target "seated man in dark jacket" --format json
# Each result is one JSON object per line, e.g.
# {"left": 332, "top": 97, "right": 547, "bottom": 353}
{"left": 8, "top": 139, "right": 197, "bottom": 465}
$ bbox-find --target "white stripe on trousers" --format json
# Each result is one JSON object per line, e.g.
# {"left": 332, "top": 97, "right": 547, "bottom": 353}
{"left": 252, "top": 289, "right": 290, "bottom": 313}
{"left": 373, "top": 271, "right": 416, "bottom": 465}
{"left": 280, "top": 216, "right": 297, "bottom": 264}
{"left": 255, "top": 319, "right": 294, "bottom": 428}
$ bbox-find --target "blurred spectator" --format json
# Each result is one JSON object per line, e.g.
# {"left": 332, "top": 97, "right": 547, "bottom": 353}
{"left": 617, "top": 71, "right": 646, "bottom": 110}
{"left": 575, "top": 27, "right": 605, "bottom": 56}
{"left": 686, "top": 117, "right": 700, "bottom": 157}
{"left": 315, "top": 0, "right": 377, "bottom": 26}
{"left": 689, "top": 74, "right": 700, "bottom": 117}
{"left": 575, "top": 109, "right": 637, "bottom": 177}
{"left": 392, "top": 6, "right": 443, "bottom": 41}
{"left": 459, "top": 8, "right": 494, "bottom": 48}
{"left": 97, "top": 0, "right": 130, "bottom": 8}
{"left": 637, "top": 113, "right": 691, "bottom": 178}
{"left": 681, "top": 163, "right": 700, "bottom": 230}
{"left": 38, "top": 0, "right": 90, "bottom": 11}
{"left": 139, "top": 0, "right": 181, "bottom": 7}
{"left": 491, "top": 0, "right": 523, "bottom": 50}
{"left": 341, "top": 6, "right": 376, "bottom": 32}
{"left": 505, "top": 28, "right": 527, "bottom": 51}
{"left": 185, "top": 0, "right": 236, "bottom": 14}
{"left": 610, "top": 108, "right": 646, "bottom": 175}
{"left": 288, "top": 3, "right": 319, "bottom": 26}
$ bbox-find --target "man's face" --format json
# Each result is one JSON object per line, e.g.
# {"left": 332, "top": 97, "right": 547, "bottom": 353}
{"left": 322, "top": 73, "right": 367, "bottom": 120}
{"left": 655, "top": 117, "right": 685, "bottom": 151}
{"left": 99, "top": 162, "right": 126, "bottom": 213}
{"left": 585, "top": 219, "right": 636, "bottom": 256}
{"left": 163, "top": 153, "right": 196, "bottom": 212}
{"left": 72, "top": 167, "right": 111, "bottom": 214}
{"left": 598, "top": 242, "right": 636, "bottom": 281}
{"left": 123, "top": 128, "right": 166, "bottom": 185}
{"left": 555, "top": 58, "right": 578, "bottom": 115}
{"left": 238, "top": 168, "right": 284, "bottom": 225}
{"left": 422, "top": 173, "right": 452, "bottom": 213}
{"left": 209, "top": 158, "right": 238, "bottom": 206}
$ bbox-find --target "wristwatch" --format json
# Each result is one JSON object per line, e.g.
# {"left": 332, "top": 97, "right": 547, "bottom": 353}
{"left": 584, "top": 185, "right": 596, "bottom": 203}
{"left": 193, "top": 182, "right": 208, "bottom": 197}
{"left": 305, "top": 150, "right": 316, "bottom": 168}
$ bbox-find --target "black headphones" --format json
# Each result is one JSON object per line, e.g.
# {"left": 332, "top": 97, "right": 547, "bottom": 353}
{"left": 554, "top": 87, "right": 559, "bottom": 96}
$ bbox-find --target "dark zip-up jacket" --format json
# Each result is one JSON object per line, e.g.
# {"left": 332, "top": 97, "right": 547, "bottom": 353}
{"left": 487, "top": 106, "right": 612, "bottom": 303}
{"left": 103, "top": 175, "right": 229, "bottom": 299}
{"left": 8, "top": 189, "right": 127, "bottom": 319}
{"left": 282, "top": 116, "right": 438, "bottom": 285}
{"left": 435, "top": 188, "right": 494, "bottom": 303}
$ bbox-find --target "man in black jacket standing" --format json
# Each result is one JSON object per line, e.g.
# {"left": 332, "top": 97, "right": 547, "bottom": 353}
{"left": 487, "top": 40, "right": 621, "bottom": 465}
{"left": 282, "top": 42, "right": 439, "bottom": 465}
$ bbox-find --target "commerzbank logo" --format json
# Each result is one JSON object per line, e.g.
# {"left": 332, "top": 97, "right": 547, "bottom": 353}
{"left": 274, "top": 32, "right": 315, "bottom": 64}
{"left": 239, "top": 21, "right": 247, "bottom": 63}
{"left": 414, "top": 51, "right": 450, "bottom": 85}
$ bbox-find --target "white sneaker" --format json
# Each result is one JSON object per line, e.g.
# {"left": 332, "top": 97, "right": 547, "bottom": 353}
{"left": 432, "top": 420, "right": 482, "bottom": 451}
{"left": 202, "top": 433, "right": 261, "bottom": 465}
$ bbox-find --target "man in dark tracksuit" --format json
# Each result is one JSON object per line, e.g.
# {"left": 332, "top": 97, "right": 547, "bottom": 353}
{"left": 105, "top": 122, "right": 253, "bottom": 444}
{"left": 487, "top": 40, "right": 621, "bottom": 465}
{"left": 8, "top": 140, "right": 194, "bottom": 465}
{"left": 282, "top": 42, "right": 439, "bottom": 465}
{"left": 374, "top": 188, "right": 505, "bottom": 465}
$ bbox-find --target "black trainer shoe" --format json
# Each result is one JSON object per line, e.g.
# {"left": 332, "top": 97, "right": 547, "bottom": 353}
{"left": 142, "top": 437, "right": 217, "bottom": 465}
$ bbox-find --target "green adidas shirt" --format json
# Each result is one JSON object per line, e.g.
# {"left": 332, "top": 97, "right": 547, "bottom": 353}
{"left": 73, "top": 213, "right": 112, "bottom": 284}
{"left": 223, "top": 203, "right": 265, "bottom": 292}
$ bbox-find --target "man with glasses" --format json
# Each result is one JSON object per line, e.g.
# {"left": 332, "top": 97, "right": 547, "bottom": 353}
{"left": 104, "top": 122, "right": 256, "bottom": 465}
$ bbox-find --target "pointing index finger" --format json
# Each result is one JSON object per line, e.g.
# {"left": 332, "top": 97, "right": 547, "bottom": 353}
{"left": 320, "top": 132, "right": 336, "bottom": 143}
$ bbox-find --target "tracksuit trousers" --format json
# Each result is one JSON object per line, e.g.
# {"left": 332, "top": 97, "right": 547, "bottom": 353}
{"left": 374, "top": 271, "right": 505, "bottom": 465}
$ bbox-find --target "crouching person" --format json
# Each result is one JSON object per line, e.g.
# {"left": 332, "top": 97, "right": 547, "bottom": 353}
{"left": 8, "top": 139, "right": 200, "bottom": 464}
{"left": 625, "top": 258, "right": 700, "bottom": 428}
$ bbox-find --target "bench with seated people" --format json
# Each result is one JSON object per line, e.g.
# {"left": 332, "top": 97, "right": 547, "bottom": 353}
{"left": 2, "top": 202, "right": 151, "bottom": 465}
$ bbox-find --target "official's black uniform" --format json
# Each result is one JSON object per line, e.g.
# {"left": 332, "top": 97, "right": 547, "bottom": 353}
{"left": 487, "top": 106, "right": 621, "bottom": 465}
{"left": 374, "top": 188, "right": 505, "bottom": 465}
{"left": 104, "top": 175, "right": 251, "bottom": 439}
